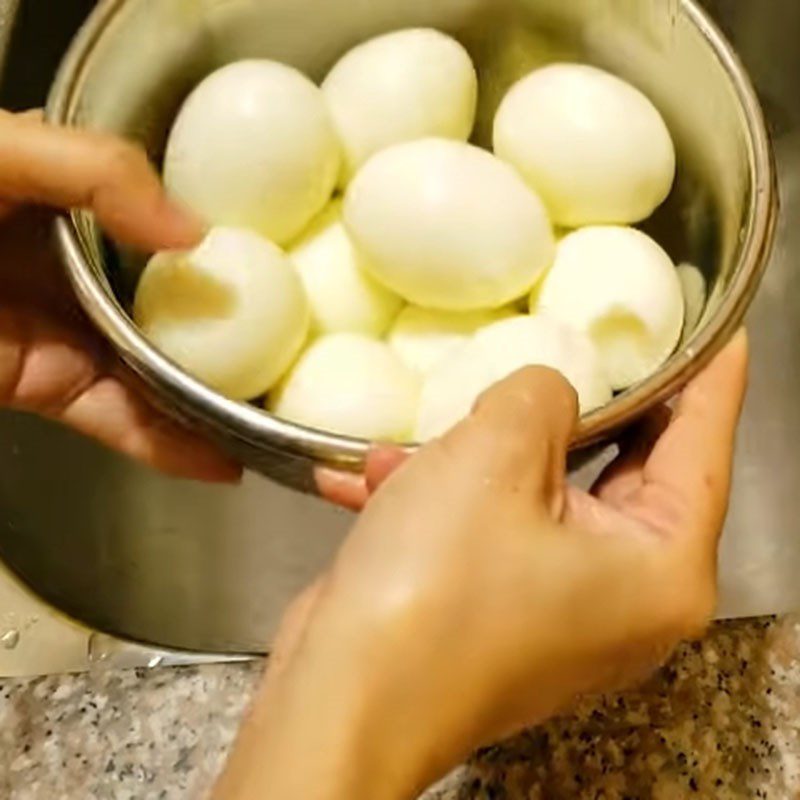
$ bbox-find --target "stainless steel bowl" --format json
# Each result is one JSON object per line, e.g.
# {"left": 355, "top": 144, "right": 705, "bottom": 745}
{"left": 47, "top": 0, "right": 777, "bottom": 492}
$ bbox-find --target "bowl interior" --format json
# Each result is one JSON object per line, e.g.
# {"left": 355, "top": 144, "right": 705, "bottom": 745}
{"left": 48, "top": 0, "right": 772, "bottom": 473}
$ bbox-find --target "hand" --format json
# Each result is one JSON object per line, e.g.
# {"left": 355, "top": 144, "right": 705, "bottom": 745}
{"left": 314, "top": 447, "right": 408, "bottom": 510}
{"left": 0, "top": 110, "right": 240, "bottom": 482}
{"left": 215, "top": 331, "right": 748, "bottom": 800}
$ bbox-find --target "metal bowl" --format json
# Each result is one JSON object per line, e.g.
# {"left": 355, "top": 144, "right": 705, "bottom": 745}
{"left": 47, "top": 0, "right": 777, "bottom": 492}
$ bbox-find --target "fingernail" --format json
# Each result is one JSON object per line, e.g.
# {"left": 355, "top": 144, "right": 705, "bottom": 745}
{"left": 314, "top": 466, "right": 368, "bottom": 511}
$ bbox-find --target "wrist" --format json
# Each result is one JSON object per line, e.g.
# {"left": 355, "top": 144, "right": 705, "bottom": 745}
{"left": 214, "top": 617, "right": 435, "bottom": 800}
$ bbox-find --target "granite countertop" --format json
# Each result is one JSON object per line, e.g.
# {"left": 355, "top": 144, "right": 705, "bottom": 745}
{"left": 0, "top": 617, "right": 799, "bottom": 799}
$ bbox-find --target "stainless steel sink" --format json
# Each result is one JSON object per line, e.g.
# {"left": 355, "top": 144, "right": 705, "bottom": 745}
{"left": 0, "top": 0, "right": 797, "bottom": 655}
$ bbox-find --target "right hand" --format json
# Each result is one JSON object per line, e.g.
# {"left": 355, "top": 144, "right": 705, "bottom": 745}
{"left": 216, "top": 331, "right": 749, "bottom": 800}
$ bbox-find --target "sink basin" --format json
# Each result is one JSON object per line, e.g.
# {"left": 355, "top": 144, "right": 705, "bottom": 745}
{"left": 0, "top": 0, "right": 797, "bottom": 654}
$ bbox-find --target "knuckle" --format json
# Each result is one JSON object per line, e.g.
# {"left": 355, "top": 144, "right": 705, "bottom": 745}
{"left": 517, "top": 366, "right": 579, "bottom": 426}
{"left": 499, "top": 365, "right": 575, "bottom": 408}
{"left": 474, "top": 389, "right": 532, "bottom": 440}
{"left": 466, "top": 410, "right": 525, "bottom": 463}
{"left": 475, "top": 365, "right": 576, "bottom": 430}
{"left": 433, "top": 415, "right": 495, "bottom": 470}
{"left": 524, "top": 364, "right": 576, "bottom": 400}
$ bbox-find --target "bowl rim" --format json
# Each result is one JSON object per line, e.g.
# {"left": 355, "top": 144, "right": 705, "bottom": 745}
{"left": 46, "top": 0, "right": 778, "bottom": 470}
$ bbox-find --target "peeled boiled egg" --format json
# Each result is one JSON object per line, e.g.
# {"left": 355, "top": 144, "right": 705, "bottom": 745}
{"left": 416, "top": 315, "right": 612, "bottom": 442}
{"left": 164, "top": 60, "right": 340, "bottom": 245}
{"left": 530, "top": 227, "right": 685, "bottom": 391}
{"left": 134, "top": 227, "right": 310, "bottom": 401}
{"left": 388, "top": 306, "right": 515, "bottom": 375}
{"left": 322, "top": 28, "right": 478, "bottom": 184}
{"left": 269, "top": 334, "right": 420, "bottom": 442}
{"left": 289, "top": 202, "right": 403, "bottom": 338}
{"left": 344, "top": 139, "right": 555, "bottom": 311}
{"left": 494, "top": 63, "right": 676, "bottom": 228}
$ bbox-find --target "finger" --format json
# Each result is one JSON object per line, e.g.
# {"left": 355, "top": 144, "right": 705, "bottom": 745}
{"left": 439, "top": 366, "right": 578, "bottom": 513}
{"left": 365, "top": 447, "right": 409, "bottom": 494}
{"left": 641, "top": 329, "right": 749, "bottom": 548}
{"left": 0, "top": 112, "right": 43, "bottom": 221}
{"left": 0, "top": 111, "right": 204, "bottom": 251}
{"left": 0, "top": 306, "right": 240, "bottom": 483}
{"left": 592, "top": 405, "right": 673, "bottom": 507}
{"left": 314, "top": 467, "right": 369, "bottom": 511}
{"left": 313, "top": 447, "right": 410, "bottom": 510}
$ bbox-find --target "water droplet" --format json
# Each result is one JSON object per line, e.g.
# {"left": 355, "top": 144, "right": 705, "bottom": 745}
{"left": 88, "top": 633, "right": 170, "bottom": 670}
{"left": 1, "top": 630, "right": 20, "bottom": 650}
{"left": 87, "top": 632, "right": 114, "bottom": 665}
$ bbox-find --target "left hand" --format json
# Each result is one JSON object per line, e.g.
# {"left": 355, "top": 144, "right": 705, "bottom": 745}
{"left": 0, "top": 110, "right": 240, "bottom": 482}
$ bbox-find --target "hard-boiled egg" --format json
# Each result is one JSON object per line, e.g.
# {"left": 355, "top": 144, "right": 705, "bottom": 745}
{"left": 494, "top": 63, "right": 676, "bottom": 228}
{"left": 388, "top": 306, "right": 515, "bottom": 375}
{"left": 531, "top": 227, "right": 685, "bottom": 391}
{"left": 416, "top": 315, "right": 611, "bottom": 442}
{"left": 164, "top": 60, "right": 340, "bottom": 245}
{"left": 323, "top": 29, "right": 478, "bottom": 184}
{"left": 134, "top": 227, "right": 310, "bottom": 401}
{"left": 269, "top": 334, "right": 420, "bottom": 442}
{"left": 289, "top": 202, "right": 403, "bottom": 338}
{"left": 344, "top": 139, "right": 555, "bottom": 311}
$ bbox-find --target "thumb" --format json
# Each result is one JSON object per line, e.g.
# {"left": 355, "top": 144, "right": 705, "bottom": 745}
{"left": 437, "top": 366, "right": 578, "bottom": 515}
{"left": 643, "top": 329, "right": 749, "bottom": 554}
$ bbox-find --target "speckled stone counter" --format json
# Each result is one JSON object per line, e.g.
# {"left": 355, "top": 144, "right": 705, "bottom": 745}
{"left": 1, "top": 617, "right": 799, "bottom": 799}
